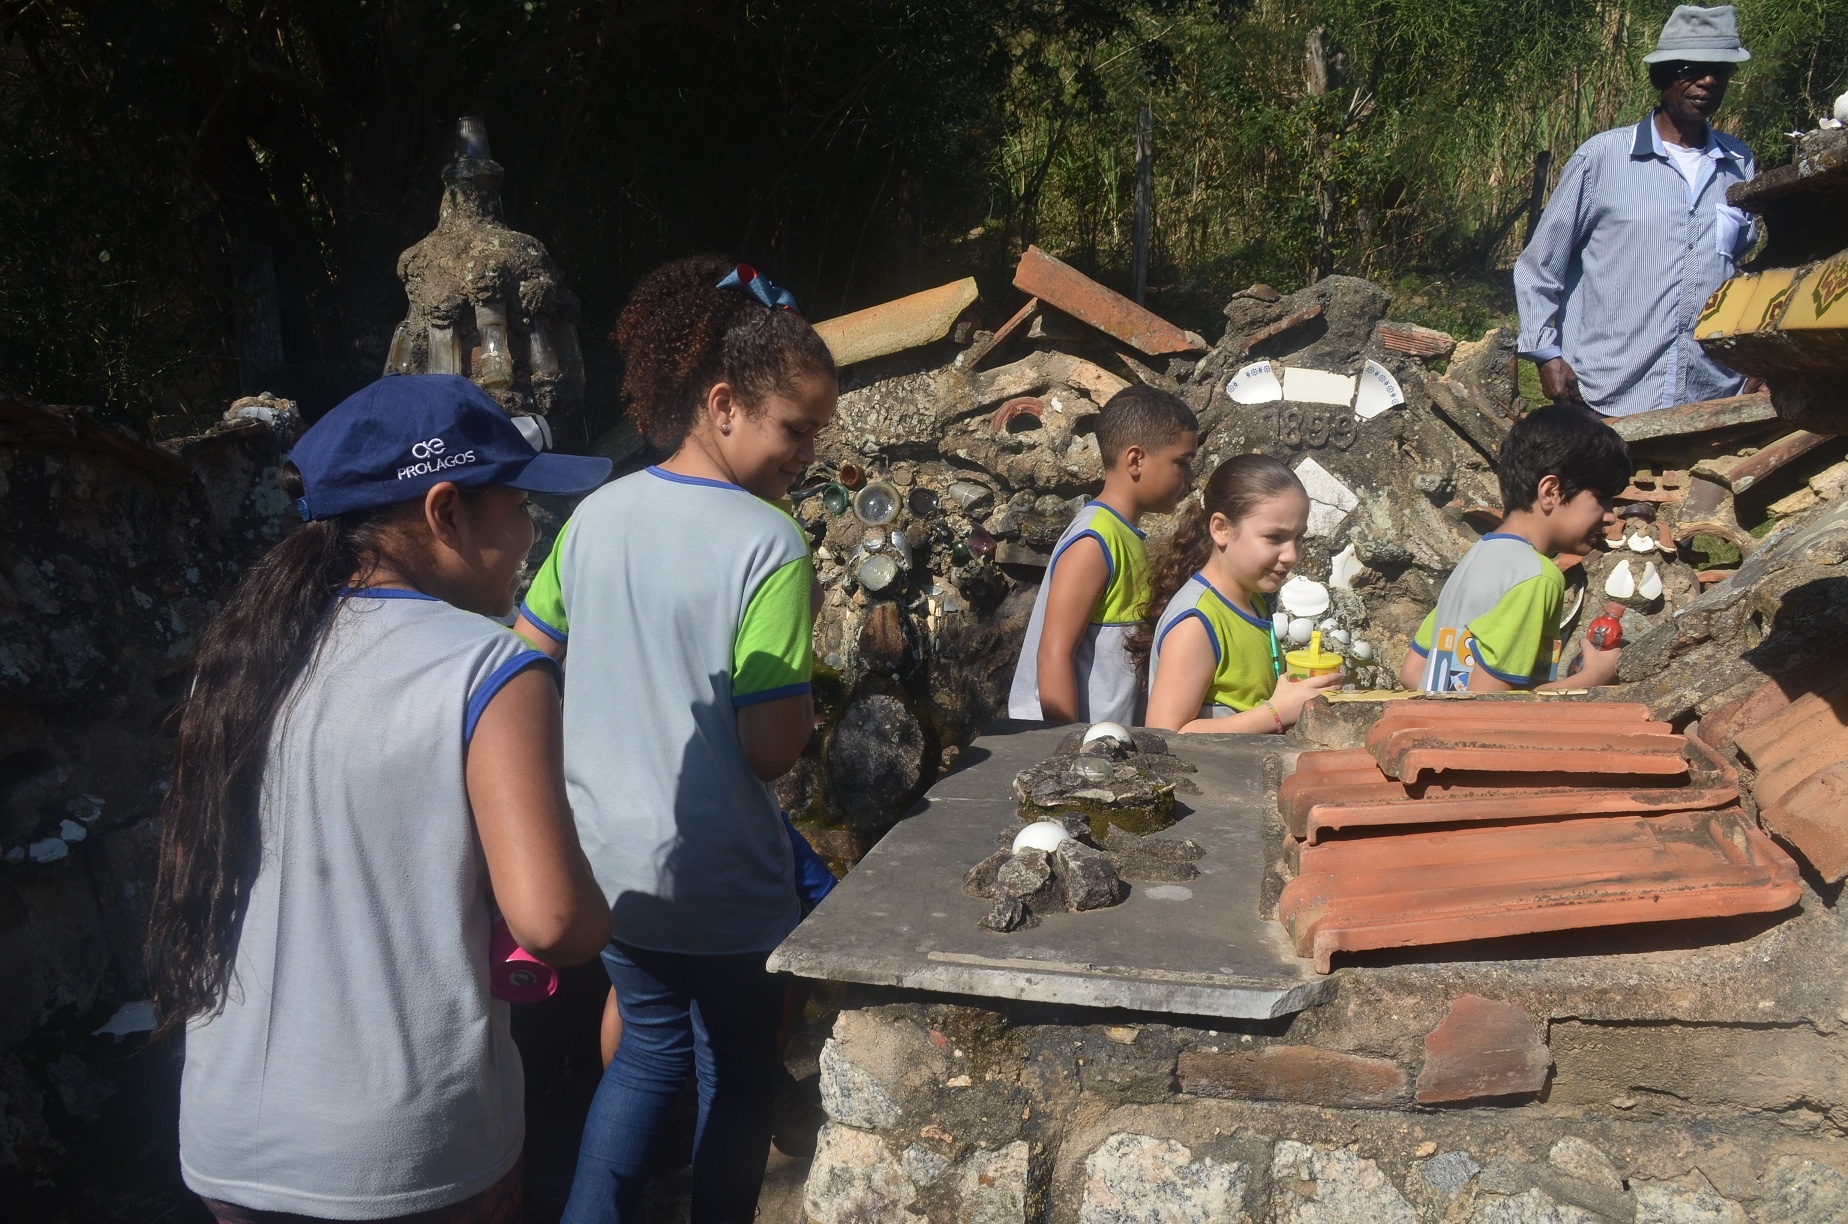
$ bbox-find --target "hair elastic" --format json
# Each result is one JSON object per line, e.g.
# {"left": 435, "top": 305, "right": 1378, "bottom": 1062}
{"left": 716, "top": 263, "right": 801, "bottom": 315}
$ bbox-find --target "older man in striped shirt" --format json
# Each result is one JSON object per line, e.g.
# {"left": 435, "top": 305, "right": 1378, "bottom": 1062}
{"left": 1515, "top": 5, "right": 1757, "bottom": 419}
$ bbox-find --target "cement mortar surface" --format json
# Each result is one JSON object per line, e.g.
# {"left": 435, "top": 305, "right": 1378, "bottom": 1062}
{"left": 769, "top": 725, "right": 1333, "bottom": 1019}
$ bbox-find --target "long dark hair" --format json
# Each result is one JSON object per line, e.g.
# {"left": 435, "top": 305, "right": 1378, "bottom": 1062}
{"left": 146, "top": 464, "right": 416, "bottom": 1042}
{"left": 1126, "top": 453, "right": 1303, "bottom": 670}
{"left": 614, "top": 254, "right": 835, "bottom": 449}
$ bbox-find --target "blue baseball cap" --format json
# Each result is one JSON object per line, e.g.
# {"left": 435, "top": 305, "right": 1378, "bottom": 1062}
{"left": 288, "top": 374, "right": 612, "bottom": 521}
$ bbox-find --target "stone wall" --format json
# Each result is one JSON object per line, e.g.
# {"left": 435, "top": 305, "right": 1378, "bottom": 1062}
{"left": 0, "top": 394, "right": 289, "bottom": 1171}
{"left": 807, "top": 988, "right": 1847, "bottom": 1223}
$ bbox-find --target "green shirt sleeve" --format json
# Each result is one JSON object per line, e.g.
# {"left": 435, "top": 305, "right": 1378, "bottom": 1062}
{"left": 1413, "top": 609, "right": 1436, "bottom": 654}
{"left": 1466, "top": 571, "right": 1561, "bottom": 684}
{"left": 519, "top": 519, "right": 571, "bottom": 642}
{"left": 731, "top": 554, "right": 813, "bottom": 706}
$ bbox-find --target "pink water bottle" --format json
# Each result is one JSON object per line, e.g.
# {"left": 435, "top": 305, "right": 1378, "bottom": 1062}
{"left": 489, "top": 916, "right": 558, "bottom": 1003}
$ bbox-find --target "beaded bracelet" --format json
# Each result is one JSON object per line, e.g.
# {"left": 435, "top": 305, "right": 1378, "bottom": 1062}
{"left": 1261, "top": 699, "right": 1284, "bottom": 734}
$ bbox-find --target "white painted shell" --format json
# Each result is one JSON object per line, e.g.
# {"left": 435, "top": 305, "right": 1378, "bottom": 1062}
{"left": 1082, "top": 721, "right": 1134, "bottom": 747}
{"left": 1012, "top": 821, "right": 1071, "bottom": 855}
{"left": 1605, "top": 558, "right": 1636, "bottom": 599}
{"left": 1637, "top": 561, "right": 1664, "bottom": 601}
{"left": 1278, "top": 575, "right": 1331, "bottom": 617}
{"left": 1287, "top": 618, "right": 1315, "bottom": 645}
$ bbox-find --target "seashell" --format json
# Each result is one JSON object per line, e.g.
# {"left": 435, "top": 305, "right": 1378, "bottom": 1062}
{"left": 857, "top": 554, "right": 899, "bottom": 593}
{"left": 1351, "top": 639, "right": 1374, "bottom": 662}
{"left": 1637, "top": 561, "right": 1664, "bottom": 601}
{"left": 1013, "top": 821, "right": 1071, "bottom": 855}
{"left": 1288, "top": 617, "right": 1315, "bottom": 645}
{"left": 1278, "top": 575, "right": 1331, "bottom": 617}
{"left": 1604, "top": 558, "right": 1636, "bottom": 599}
{"left": 1626, "top": 530, "right": 1657, "bottom": 553}
{"left": 853, "top": 481, "right": 899, "bottom": 525}
{"left": 1329, "top": 542, "right": 1364, "bottom": 589}
{"left": 1082, "top": 721, "right": 1134, "bottom": 748}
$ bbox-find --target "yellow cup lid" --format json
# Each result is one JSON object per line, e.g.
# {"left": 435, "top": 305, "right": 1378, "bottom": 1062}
{"left": 1285, "top": 629, "right": 1343, "bottom": 669}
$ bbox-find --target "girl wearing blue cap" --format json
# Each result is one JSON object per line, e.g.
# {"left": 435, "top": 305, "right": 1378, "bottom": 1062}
{"left": 515, "top": 257, "right": 835, "bottom": 1224}
{"left": 148, "top": 374, "right": 614, "bottom": 1224}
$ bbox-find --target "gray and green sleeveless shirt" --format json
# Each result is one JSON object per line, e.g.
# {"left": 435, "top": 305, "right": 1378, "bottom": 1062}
{"left": 521, "top": 467, "right": 811, "bottom": 955}
{"left": 1007, "top": 500, "right": 1149, "bottom": 725}
{"left": 180, "top": 591, "right": 556, "bottom": 1218}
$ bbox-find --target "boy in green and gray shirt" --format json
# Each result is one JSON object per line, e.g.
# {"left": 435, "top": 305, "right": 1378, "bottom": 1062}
{"left": 1402, "top": 404, "right": 1631, "bottom": 692}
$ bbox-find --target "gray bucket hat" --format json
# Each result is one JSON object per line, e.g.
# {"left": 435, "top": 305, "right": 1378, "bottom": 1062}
{"left": 1643, "top": 5, "right": 1752, "bottom": 63}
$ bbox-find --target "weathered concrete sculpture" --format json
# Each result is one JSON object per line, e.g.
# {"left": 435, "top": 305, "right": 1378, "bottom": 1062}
{"left": 388, "top": 118, "right": 587, "bottom": 446}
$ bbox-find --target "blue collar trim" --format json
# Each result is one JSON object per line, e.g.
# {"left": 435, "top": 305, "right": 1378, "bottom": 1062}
{"left": 1197, "top": 573, "right": 1271, "bottom": 630}
{"left": 647, "top": 465, "right": 745, "bottom": 492}
{"left": 342, "top": 587, "right": 441, "bottom": 601}
{"left": 1086, "top": 500, "right": 1147, "bottom": 539}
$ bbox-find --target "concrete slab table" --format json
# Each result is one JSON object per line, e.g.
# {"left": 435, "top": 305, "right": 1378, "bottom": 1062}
{"left": 768, "top": 724, "right": 1334, "bottom": 1020}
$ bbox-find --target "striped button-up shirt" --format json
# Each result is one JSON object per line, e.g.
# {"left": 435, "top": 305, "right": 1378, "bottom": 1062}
{"left": 1515, "top": 112, "right": 1756, "bottom": 418}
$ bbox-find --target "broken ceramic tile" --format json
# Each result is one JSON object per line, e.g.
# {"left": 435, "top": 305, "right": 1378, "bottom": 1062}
{"left": 1354, "top": 360, "right": 1405, "bottom": 419}
{"left": 1638, "top": 561, "right": 1664, "bottom": 601}
{"left": 1293, "top": 456, "right": 1360, "bottom": 538}
{"left": 1227, "top": 360, "right": 1284, "bottom": 405}
{"left": 1281, "top": 366, "right": 1357, "bottom": 406}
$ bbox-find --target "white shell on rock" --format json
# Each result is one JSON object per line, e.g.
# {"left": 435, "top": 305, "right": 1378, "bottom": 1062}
{"left": 1012, "top": 821, "right": 1071, "bottom": 855}
{"left": 1278, "top": 574, "right": 1332, "bottom": 617}
{"left": 1638, "top": 561, "right": 1664, "bottom": 601}
{"left": 1287, "top": 618, "right": 1315, "bottom": 645}
{"left": 28, "top": 837, "right": 68, "bottom": 864}
{"left": 1294, "top": 457, "right": 1360, "bottom": 538}
{"left": 1329, "top": 628, "right": 1351, "bottom": 646}
{"left": 1281, "top": 367, "right": 1358, "bottom": 406}
{"left": 1319, "top": 617, "right": 1339, "bottom": 631}
{"left": 1605, "top": 558, "right": 1636, "bottom": 599}
{"left": 1329, "top": 542, "right": 1364, "bottom": 589}
{"left": 1227, "top": 361, "right": 1284, "bottom": 404}
{"left": 1354, "top": 360, "right": 1405, "bottom": 419}
{"left": 1352, "top": 640, "right": 1374, "bottom": 661}
{"left": 1082, "top": 721, "right": 1133, "bottom": 747}
{"left": 1626, "top": 531, "right": 1657, "bottom": 553}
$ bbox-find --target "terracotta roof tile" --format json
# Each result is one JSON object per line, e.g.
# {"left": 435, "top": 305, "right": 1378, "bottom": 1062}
{"left": 1278, "top": 808, "right": 1800, "bottom": 972}
{"left": 1371, "top": 726, "right": 1689, "bottom": 784}
{"left": 1761, "top": 761, "right": 1848, "bottom": 883}
{"left": 1283, "top": 733, "right": 1738, "bottom": 843}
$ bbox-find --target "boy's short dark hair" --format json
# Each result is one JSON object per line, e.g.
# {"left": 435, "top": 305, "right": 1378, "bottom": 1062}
{"left": 1095, "top": 386, "right": 1199, "bottom": 467}
{"left": 1497, "top": 403, "right": 1632, "bottom": 511}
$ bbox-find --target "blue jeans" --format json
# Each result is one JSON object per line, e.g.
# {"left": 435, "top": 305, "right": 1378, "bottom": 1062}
{"left": 560, "top": 941, "right": 785, "bottom": 1224}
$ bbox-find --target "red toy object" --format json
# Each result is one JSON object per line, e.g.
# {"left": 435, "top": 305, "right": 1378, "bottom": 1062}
{"left": 1586, "top": 601, "right": 1627, "bottom": 651}
{"left": 490, "top": 916, "right": 558, "bottom": 1003}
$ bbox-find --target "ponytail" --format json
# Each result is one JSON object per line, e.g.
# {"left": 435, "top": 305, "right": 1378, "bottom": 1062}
{"left": 147, "top": 465, "right": 414, "bottom": 1041}
{"left": 1125, "top": 454, "right": 1303, "bottom": 671}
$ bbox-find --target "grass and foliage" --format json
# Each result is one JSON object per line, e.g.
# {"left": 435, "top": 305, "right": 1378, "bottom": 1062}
{"left": 2, "top": 1, "right": 1845, "bottom": 429}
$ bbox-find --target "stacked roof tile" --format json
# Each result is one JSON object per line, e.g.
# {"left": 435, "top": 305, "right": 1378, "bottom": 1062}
{"left": 1276, "top": 700, "right": 1802, "bottom": 972}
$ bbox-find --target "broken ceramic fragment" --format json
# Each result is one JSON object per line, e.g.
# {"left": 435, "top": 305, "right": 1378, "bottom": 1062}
{"left": 1626, "top": 530, "right": 1657, "bottom": 553}
{"left": 1637, "top": 561, "right": 1664, "bottom": 601}
{"left": 1227, "top": 360, "right": 1284, "bottom": 404}
{"left": 1278, "top": 574, "right": 1332, "bottom": 617}
{"left": 1353, "top": 360, "right": 1405, "bottom": 419}
{"left": 1281, "top": 366, "right": 1357, "bottom": 406}
{"left": 1329, "top": 542, "right": 1363, "bottom": 589}
{"left": 1605, "top": 558, "right": 1636, "bottom": 599}
{"left": 1294, "top": 456, "right": 1360, "bottom": 537}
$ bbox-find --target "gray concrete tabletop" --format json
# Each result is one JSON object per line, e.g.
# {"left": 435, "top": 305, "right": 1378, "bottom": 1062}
{"left": 768, "top": 724, "right": 1335, "bottom": 1020}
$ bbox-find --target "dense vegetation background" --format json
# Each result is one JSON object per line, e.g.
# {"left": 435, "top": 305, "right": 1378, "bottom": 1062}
{"left": 3, "top": 0, "right": 1845, "bottom": 433}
